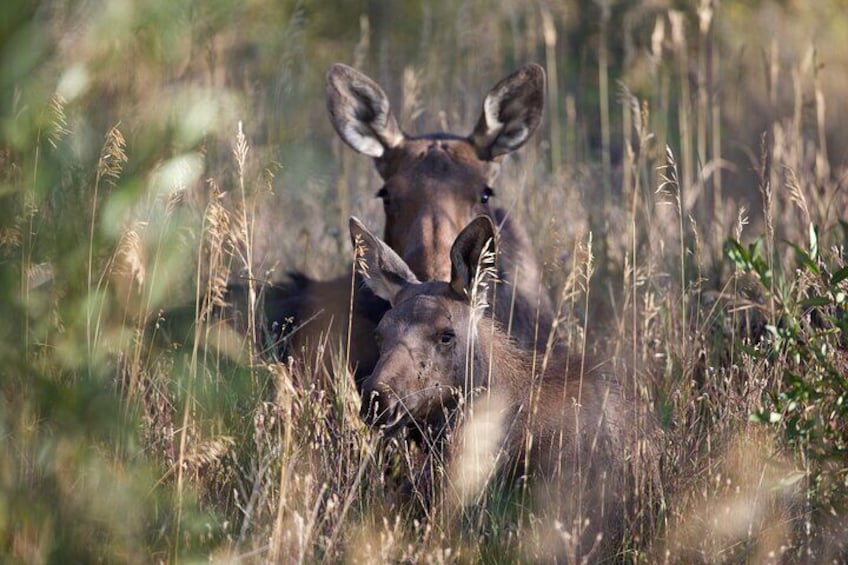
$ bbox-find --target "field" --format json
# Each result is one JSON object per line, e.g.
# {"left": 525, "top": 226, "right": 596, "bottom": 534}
{"left": 2, "top": 0, "right": 847, "bottom": 562}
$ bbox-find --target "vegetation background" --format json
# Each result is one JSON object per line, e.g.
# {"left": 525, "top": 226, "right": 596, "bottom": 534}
{"left": 1, "top": 0, "right": 846, "bottom": 561}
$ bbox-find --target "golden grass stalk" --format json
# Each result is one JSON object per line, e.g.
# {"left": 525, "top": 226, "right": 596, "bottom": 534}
{"left": 697, "top": 0, "right": 714, "bottom": 224}
{"left": 540, "top": 4, "right": 561, "bottom": 171}
{"left": 596, "top": 0, "right": 612, "bottom": 204}
{"left": 46, "top": 93, "right": 70, "bottom": 150}
{"left": 466, "top": 237, "right": 496, "bottom": 395}
{"left": 87, "top": 124, "right": 128, "bottom": 358}
{"left": 657, "top": 145, "right": 687, "bottom": 355}
{"left": 756, "top": 132, "right": 776, "bottom": 318}
{"left": 669, "top": 10, "right": 693, "bottom": 196}
{"left": 233, "top": 120, "right": 260, "bottom": 364}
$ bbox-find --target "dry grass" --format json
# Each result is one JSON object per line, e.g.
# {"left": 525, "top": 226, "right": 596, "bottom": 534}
{"left": 2, "top": 1, "right": 848, "bottom": 562}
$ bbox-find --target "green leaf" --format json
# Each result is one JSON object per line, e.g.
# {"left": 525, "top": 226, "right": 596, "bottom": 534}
{"left": 808, "top": 223, "right": 819, "bottom": 261}
{"left": 724, "top": 238, "right": 750, "bottom": 270}
{"left": 749, "top": 412, "right": 766, "bottom": 423}
{"left": 788, "top": 242, "right": 820, "bottom": 275}
{"left": 739, "top": 342, "right": 764, "bottom": 358}
{"left": 801, "top": 296, "right": 831, "bottom": 307}
{"left": 831, "top": 266, "right": 848, "bottom": 286}
{"left": 751, "top": 236, "right": 765, "bottom": 260}
{"left": 839, "top": 219, "right": 848, "bottom": 247}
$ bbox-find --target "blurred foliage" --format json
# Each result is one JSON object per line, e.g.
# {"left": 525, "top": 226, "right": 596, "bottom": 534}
{"left": 729, "top": 222, "right": 848, "bottom": 520}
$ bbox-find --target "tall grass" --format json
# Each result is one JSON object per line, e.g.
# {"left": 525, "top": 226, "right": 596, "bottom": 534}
{"left": 1, "top": 0, "right": 847, "bottom": 561}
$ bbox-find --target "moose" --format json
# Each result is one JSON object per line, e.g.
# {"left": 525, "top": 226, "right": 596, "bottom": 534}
{"left": 348, "top": 215, "right": 661, "bottom": 561}
{"left": 266, "top": 63, "right": 556, "bottom": 383}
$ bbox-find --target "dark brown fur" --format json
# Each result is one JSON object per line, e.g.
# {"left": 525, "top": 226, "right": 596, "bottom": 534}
{"left": 268, "top": 64, "right": 556, "bottom": 384}
{"left": 350, "top": 216, "right": 661, "bottom": 561}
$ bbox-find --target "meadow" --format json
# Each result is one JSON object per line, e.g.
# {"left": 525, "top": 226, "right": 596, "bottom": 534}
{"left": 1, "top": 0, "right": 846, "bottom": 562}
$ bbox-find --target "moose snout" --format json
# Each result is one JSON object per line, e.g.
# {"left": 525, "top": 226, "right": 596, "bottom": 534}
{"left": 401, "top": 211, "right": 463, "bottom": 282}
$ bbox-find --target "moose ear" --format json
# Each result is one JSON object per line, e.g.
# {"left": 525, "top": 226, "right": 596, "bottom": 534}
{"left": 449, "top": 216, "right": 497, "bottom": 299}
{"left": 349, "top": 216, "right": 419, "bottom": 305}
{"left": 470, "top": 63, "right": 545, "bottom": 160}
{"left": 327, "top": 64, "right": 404, "bottom": 158}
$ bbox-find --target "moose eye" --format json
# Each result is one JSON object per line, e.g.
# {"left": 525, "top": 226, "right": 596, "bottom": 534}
{"left": 376, "top": 187, "right": 390, "bottom": 208}
{"left": 480, "top": 186, "right": 494, "bottom": 204}
{"left": 438, "top": 330, "right": 456, "bottom": 346}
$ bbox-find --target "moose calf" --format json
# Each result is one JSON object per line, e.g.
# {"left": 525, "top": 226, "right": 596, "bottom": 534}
{"left": 350, "top": 215, "right": 661, "bottom": 561}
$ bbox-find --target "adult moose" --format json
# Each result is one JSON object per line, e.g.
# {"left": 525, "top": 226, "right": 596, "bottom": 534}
{"left": 349, "top": 215, "right": 661, "bottom": 561}
{"left": 270, "top": 63, "right": 555, "bottom": 384}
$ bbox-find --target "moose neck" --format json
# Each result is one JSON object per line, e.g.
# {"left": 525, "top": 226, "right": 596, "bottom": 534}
{"left": 468, "top": 314, "right": 539, "bottom": 408}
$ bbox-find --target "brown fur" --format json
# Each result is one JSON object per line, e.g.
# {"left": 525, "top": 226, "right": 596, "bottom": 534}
{"left": 269, "top": 64, "right": 555, "bottom": 383}
{"left": 351, "top": 216, "right": 662, "bottom": 561}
